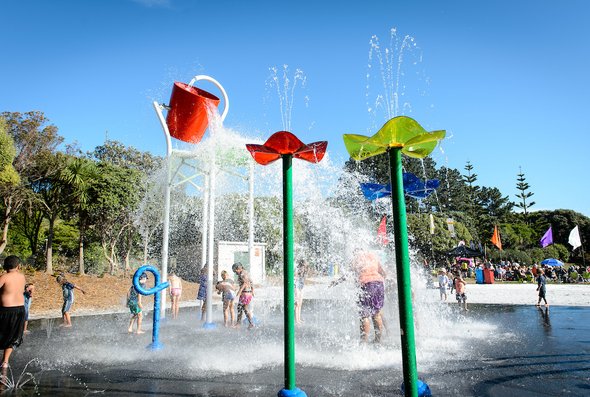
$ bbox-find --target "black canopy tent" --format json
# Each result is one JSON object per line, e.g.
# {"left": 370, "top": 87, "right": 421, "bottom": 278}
{"left": 447, "top": 245, "right": 484, "bottom": 258}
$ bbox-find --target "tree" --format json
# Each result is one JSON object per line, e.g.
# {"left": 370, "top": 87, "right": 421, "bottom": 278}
{"left": 88, "top": 161, "right": 142, "bottom": 274}
{"left": 1, "top": 112, "right": 63, "bottom": 260}
{"left": 28, "top": 152, "right": 70, "bottom": 273}
{"left": 91, "top": 140, "right": 160, "bottom": 174}
{"left": 515, "top": 167, "right": 535, "bottom": 219}
{"left": 407, "top": 213, "right": 473, "bottom": 264}
{"left": 434, "top": 167, "right": 469, "bottom": 213}
{"left": 60, "top": 157, "right": 99, "bottom": 274}
{"left": 0, "top": 117, "right": 21, "bottom": 253}
{"left": 462, "top": 161, "right": 481, "bottom": 217}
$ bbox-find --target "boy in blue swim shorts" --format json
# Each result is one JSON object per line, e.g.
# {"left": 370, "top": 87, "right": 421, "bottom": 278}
{"left": 56, "top": 275, "right": 85, "bottom": 327}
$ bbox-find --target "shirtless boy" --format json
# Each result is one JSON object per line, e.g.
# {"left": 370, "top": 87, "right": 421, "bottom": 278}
{"left": 454, "top": 274, "right": 468, "bottom": 311}
{"left": 0, "top": 255, "right": 26, "bottom": 368}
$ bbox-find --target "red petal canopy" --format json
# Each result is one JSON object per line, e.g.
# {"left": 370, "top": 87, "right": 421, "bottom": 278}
{"left": 246, "top": 131, "right": 328, "bottom": 166}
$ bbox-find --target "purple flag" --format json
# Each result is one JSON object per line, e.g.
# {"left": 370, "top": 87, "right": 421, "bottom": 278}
{"left": 540, "top": 226, "right": 553, "bottom": 248}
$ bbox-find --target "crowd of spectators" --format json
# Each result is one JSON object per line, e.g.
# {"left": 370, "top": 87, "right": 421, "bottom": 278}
{"left": 440, "top": 259, "right": 590, "bottom": 284}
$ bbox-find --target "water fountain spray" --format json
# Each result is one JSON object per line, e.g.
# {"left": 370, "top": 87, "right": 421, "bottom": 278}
{"left": 344, "top": 116, "right": 445, "bottom": 397}
{"left": 246, "top": 131, "right": 327, "bottom": 397}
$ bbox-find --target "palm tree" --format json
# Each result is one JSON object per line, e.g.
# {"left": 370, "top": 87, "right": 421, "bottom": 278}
{"left": 60, "top": 157, "right": 98, "bottom": 275}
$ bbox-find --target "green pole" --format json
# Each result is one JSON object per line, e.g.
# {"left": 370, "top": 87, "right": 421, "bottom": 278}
{"left": 388, "top": 148, "right": 418, "bottom": 397}
{"left": 282, "top": 154, "right": 296, "bottom": 391}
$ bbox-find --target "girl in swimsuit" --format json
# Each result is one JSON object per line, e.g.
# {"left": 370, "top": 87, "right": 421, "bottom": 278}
{"left": 215, "top": 271, "right": 236, "bottom": 327}
{"left": 168, "top": 273, "right": 182, "bottom": 319}
{"left": 295, "top": 259, "right": 308, "bottom": 325}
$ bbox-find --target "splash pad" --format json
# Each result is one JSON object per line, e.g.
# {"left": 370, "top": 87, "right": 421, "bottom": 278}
{"left": 11, "top": 303, "right": 590, "bottom": 396}
{"left": 10, "top": 44, "right": 586, "bottom": 396}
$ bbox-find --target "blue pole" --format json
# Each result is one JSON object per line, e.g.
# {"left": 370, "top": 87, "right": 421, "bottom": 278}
{"left": 133, "top": 265, "right": 170, "bottom": 350}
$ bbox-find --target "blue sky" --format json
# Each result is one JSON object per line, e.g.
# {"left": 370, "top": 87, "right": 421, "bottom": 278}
{"left": 1, "top": 0, "right": 589, "bottom": 216}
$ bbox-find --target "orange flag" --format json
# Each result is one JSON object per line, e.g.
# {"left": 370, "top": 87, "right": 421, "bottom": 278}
{"left": 491, "top": 225, "right": 502, "bottom": 250}
{"left": 377, "top": 216, "right": 389, "bottom": 245}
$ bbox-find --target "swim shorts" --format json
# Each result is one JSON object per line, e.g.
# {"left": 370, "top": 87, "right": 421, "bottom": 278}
{"left": 239, "top": 292, "right": 253, "bottom": 306}
{"left": 0, "top": 306, "right": 26, "bottom": 349}
{"left": 358, "top": 281, "right": 385, "bottom": 318}
{"left": 62, "top": 298, "right": 73, "bottom": 315}
{"left": 129, "top": 303, "right": 142, "bottom": 315}
{"left": 456, "top": 293, "right": 467, "bottom": 303}
{"left": 223, "top": 290, "right": 236, "bottom": 302}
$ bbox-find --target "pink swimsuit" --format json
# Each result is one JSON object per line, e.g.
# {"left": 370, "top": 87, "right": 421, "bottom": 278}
{"left": 170, "top": 288, "right": 182, "bottom": 297}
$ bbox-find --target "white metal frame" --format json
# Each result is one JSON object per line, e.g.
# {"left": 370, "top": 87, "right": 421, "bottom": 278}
{"left": 152, "top": 75, "right": 256, "bottom": 324}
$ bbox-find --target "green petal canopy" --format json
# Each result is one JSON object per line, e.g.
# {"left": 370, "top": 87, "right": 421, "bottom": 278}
{"left": 343, "top": 116, "right": 446, "bottom": 160}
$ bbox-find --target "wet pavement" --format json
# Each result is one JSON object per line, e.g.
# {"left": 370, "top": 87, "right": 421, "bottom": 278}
{"left": 3, "top": 303, "right": 589, "bottom": 396}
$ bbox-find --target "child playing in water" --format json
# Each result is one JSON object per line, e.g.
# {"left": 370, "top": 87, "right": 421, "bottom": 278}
{"left": 196, "top": 265, "right": 208, "bottom": 321}
{"left": 56, "top": 275, "right": 85, "bottom": 327}
{"left": 454, "top": 274, "right": 467, "bottom": 311}
{"left": 438, "top": 268, "right": 449, "bottom": 302}
{"left": 168, "top": 272, "right": 182, "bottom": 319}
{"left": 215, "top": 270, "right": 236, "bottom": 327}
{"left": 232, "top": 262, "right": 254, "bottom": 329}
{"left": 0, "top": 255, "right": 26, "bottom": 369}
{"left": 23, "top": 283, "right": 34, "bottom": 333}
{"left": 536, "top": 269, "right": 549, "bottom": 307}
{"left": 295, "top": 259, "right": 308, "bottom": 325}
{"left": 127, "top": 278, "right": 145, "bottom": 334}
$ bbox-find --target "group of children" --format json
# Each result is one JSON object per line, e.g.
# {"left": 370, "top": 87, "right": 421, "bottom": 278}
{"left": 196, "top": 262, "right": 255, "bottom": 328}
{"left": 125, "top": 262, "right": 256, "bottom": 332}
{"left": 125, "top": 271, "right": 182, "bottom": 334}
{"left": 437, "top": 268, "right": 468, "bottom": 310}
{"left": 438, "top": 266, "right": 551, "bottom": 309}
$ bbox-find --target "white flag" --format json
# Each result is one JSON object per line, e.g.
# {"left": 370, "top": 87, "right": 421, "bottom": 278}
{"left": 568, "top": 226, "right": 582, "bottom": 250}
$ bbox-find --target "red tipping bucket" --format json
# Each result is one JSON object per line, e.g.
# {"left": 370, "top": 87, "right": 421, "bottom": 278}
{"left": 166, "top": 82, "right": 220, "bottom": 144}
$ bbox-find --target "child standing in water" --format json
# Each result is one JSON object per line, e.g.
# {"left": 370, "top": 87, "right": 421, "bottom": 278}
{"left": 294, "top": 259, "right": 308, "bottom": 325}
{"left": 438, "top": 269, "right": 449, "bottom": 302}
{"left": 536, "top": 269, "right": 549, "bottom": 307}
{"left": 454, "top": 274, "right": 468, "bottom": 311}
{"left": 23, "top": 283, "right": 34, "bottom": 333}
{"left": 196, "top": 265, "right": 208, "bottom": 321}
{"left": 168, "top": 272, "right": 182, "bottom": 319}
{"left": 0, "top": 255, "right": 26, "bottom": 369}
{"left": 232, "top": 262, "right": 254, "bottom": 329}
{"left": 127, "top": 277, "right": 145, "bottom": 334}
{"left": 57, "top": 275, "right": 85, "bottom": 327}
{"left": 215, "top": 270, "right": 236, "bottom": 327}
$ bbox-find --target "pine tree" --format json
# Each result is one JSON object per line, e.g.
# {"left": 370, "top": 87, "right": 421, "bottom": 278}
{"left": 462, "top": 161, "right": 480, "bottom": 213}
{"left": 515, "top": 167, "right": 536, "bottom": 219}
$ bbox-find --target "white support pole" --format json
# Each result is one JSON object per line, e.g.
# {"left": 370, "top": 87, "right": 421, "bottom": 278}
{"left": 161, "top": 173, "right": 171, "bottom": 317}
{"left": 248, "top": 160, "right": 255, "bottom": 279}
{"left": 201, "top": 175, "right": 209, "bottom": 274}
{"left": 188, "top": 75, "right": 229, "bottom": 328}
{"left": 205, "top": 148, "right": 216, "bottom": 325}
{"left": 153, "top": 101, "right": 172, "bottom": 318}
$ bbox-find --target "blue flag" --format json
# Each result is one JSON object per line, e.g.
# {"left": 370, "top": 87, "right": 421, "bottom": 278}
{"left": 540, "top": 226, "right": 553, "bottom": 248}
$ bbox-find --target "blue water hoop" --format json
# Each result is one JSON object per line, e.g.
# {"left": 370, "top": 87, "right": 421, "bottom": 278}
{"left": 132, "top": 265, "right": 170, "bottom": 350}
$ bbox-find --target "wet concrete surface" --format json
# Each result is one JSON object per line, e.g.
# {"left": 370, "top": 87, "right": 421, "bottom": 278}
{"left": 3, "top": 303, "right": 589, "bottom": 396}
